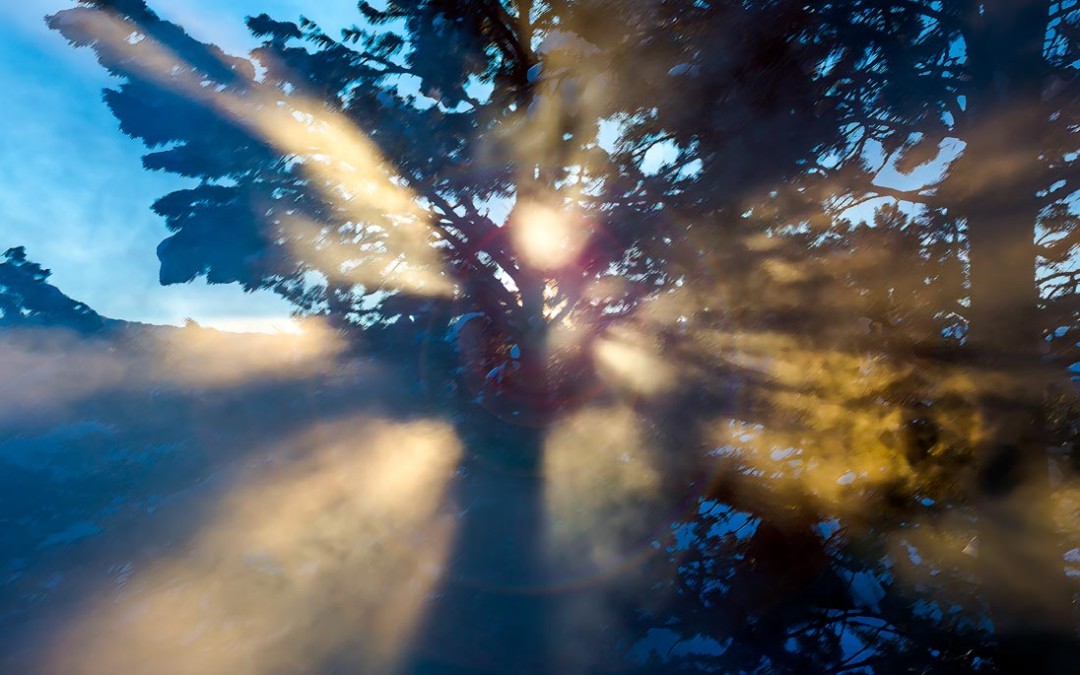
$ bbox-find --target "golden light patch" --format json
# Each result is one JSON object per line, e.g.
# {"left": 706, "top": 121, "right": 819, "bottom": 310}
{"left": 149, "top": 316, "right": 347, "bottom": 388}
{"left": 593, "top": 325, "right": 676, "bottom": 397}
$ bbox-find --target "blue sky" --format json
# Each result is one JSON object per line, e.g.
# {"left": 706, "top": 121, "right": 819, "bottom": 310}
{"left": 0, "top": 1, "right": 364, "bottom": 332}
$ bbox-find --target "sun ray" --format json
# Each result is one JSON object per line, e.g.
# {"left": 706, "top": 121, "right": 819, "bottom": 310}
{"left": 45, "top": 416, "right": 462, "bottom": 675}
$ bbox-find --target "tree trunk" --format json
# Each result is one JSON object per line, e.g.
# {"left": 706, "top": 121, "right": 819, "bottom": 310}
{"left": 405, "top": 412, "right": 551, "bottom": 674}
{"left": 407, "top": 278, "right": 556, "bottom": 672}
{"left": 516, "top": 270, "right": 552, "bottom": 420}
{"left": 956, "top": 2, "right": 1077, "bottom": 667}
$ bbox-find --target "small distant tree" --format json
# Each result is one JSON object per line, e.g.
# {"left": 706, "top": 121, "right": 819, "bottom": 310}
{"left": 0, "top": 246, "right": 103, "bottom": 333}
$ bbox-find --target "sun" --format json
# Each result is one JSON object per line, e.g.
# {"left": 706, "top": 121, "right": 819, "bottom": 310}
{"left": 511, "top": 201, "right": 590, "bottom": 270}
